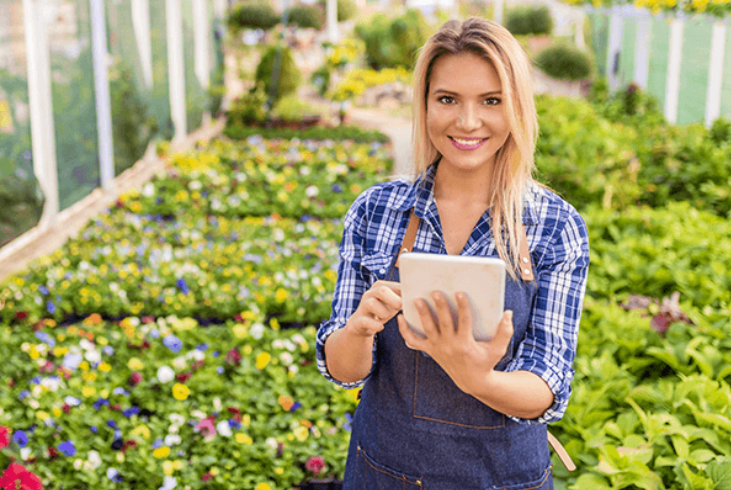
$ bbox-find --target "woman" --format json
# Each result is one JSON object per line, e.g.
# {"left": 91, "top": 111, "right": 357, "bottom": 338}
{"left": 316, "top": 17, "right": 589, "bottom": 489}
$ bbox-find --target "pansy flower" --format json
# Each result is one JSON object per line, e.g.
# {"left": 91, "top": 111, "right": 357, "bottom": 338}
{"left": 0, "top": 464, "right": 43, "bottom": 490}
{"left": 0, "top": 426, "right": 9, "bottom": 449}
{"left": 163, "top": 334, "right": 183, "bottom": 353}
{"left": 13, "top": 430, "right": 28, "bottom": 448}
{"left": 58, "top": 440, "right": 76, "bottom": 457}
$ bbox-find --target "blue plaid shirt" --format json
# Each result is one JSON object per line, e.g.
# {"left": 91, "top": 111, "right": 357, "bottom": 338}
{"left": 316, "top": 163, "right": 590, "bottom": 424}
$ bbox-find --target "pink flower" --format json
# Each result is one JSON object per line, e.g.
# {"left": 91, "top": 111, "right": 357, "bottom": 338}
{"left": 196, "top": 417, "right": 216, "bottom": 437}
{"left": 305, "top": 456, "right": 326, "bottom": 475}
{"left": 0, "top": 426, "right": 9, "bottom": 449}
{"left": 0, "top": 464, "right": 44, "bottom": 490}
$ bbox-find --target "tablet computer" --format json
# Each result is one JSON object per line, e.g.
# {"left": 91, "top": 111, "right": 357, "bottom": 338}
{"left": 398, "top": 253, "right": 506, "bottom": 342}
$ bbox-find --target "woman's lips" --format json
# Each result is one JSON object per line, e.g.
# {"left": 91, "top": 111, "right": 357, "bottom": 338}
{"left": 449, "top": 136, "right": 487, "bottom": 151}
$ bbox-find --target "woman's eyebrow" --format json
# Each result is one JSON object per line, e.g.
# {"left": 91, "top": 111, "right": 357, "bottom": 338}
{"left": 432, "top": 89, "right": 502, "bottom": 97}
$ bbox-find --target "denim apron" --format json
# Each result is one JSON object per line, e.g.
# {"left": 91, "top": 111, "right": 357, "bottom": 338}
{"left": 342, "top": 233, "right": 553, "bottom": 489}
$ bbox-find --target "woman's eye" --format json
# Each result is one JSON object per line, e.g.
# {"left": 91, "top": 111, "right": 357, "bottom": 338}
{"left": 437, "top": 96, "right": 455, "bottom": 104}
{"left": 484, "top": 97, "right": 501, "bottom": 106}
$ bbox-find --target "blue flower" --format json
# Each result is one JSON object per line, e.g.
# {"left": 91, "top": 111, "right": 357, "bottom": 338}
{"left": 90, "top": 426, "right": 98, "bottom": 433}
{"left": 343, "top": 413, "right": 353, "bottom": 432}
{"left": 107, "top": 419, "right": 118, "bottom": 430}
{"left": 122, "top": 406, "right": 140, "bottom": 418}
{"left": 94, "top": 398, "right": 110, "bottom": 410}
{"left": 152, "top": 438, "right": 164, "bottom": 449}
{"left": 107, "top": 467, "right": 123, "bottom": 482}
{"left": 58, "top": 440, "right": 76, "bottom": 457}
{"left": 35, "top": 331, "right": 55, "bottom": 347}
{"left": 175, "top": 278, "right": 190, "bottom": 295}
{"left": 39, "top": 285, "right": 49, "bottom": 296}
{"left": 228, "top": 420, "right": 241, "bottom": 429}
{"left": 290, "top": 402, "right": 302, "bottom": 412}
{"left": 46, "top": 300, "right": 56, "bottom": 314}
{"left": 103, "top": 346, "right": 115, "bottom": 356}
{"left": 163, "top": 334, "right": 182, "bottom": 353}
{"left": 149, "top": 329, "right": 160, "bottom": 339}
{"left": 212, "top": 351, "right": 220, "bottom": 358}
{"left": 29, "top": 376, "right": 41, "bottom": 385}
{"left": 64, "top": 396, "right": 81, "bottom": 406}
{"left": 196, "top": 343, "right": 209, "bottom": 351}
{"left": 112, "top": 387, "right": 129, "bottom": 397}
{"left": 63, "top": 352, "right": 83, "bottom": 371}
{"left": 332, "top": 184, "right": 343, "bottom": 193}
{"left": 216, "top": 366, "right": 224, "bottom": 374}
{"left": 13, "top": 430, "right": 28, "bottom": 447}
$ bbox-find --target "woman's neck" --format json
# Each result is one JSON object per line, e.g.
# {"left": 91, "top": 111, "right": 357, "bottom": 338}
{"left": 433, "top": 160, "right": 493, "bottom": 206}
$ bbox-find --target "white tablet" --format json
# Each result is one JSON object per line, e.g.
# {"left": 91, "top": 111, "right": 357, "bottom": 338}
{"left": 399, "top": 253, "right": 506, "bottom": 342}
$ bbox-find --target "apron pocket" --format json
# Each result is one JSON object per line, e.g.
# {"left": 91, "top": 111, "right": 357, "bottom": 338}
{"left": 413, "top": 353, "right": 505, "bottom": 429}
{"left": 501, "top": 464, "right": 552, "bottom": 490}
{"left": 355, "top": 444, "right": 423, "bottom": 490}
{"left": 361, "top": 252, "right": 395, "bottom": 283}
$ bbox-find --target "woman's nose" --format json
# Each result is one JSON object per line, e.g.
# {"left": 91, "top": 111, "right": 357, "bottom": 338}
{"left": 456, "top": 106, "right": 481, "bottom": 130}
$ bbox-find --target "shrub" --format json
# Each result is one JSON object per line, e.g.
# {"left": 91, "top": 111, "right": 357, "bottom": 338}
{"left": 337, "top": 0, "right": 357, "bottom": 21}
{"left": 271, "top": 94, "right": 320, "bottom": 122}
{"left": 223, "top": 124, "right": 389, "bottom": 142}
{"left": 227, "top": 83, "right": 268, "bottom": 125}
{"left": 710, "top": 116, "right": 731, "bottom": 145}
{"left": 286, "top": 4, "right": 325, "bottom": 30}
{"left": 534, "top": 44, "right": 592, "bottom": 81}
{"left": 505, "top": 6, "right": 553, "bottom": 36}
{"left": 228, "top": 1, "right": 280, "bottom": 31}
{"left": 355, "top": 10, "right": 429, "bottom": 69}
{"left": 254, "top": 45, "right": 302, "bottom": 103}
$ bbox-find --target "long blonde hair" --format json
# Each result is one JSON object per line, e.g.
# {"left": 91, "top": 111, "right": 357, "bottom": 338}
{"left": 411, "top": 17, "right": 539, "bottom": 280}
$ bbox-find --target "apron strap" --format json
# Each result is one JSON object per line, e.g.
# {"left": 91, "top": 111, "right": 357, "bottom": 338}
{"left": 517, "top": 222, "right": 535, "bottom": 282}
{"left": 392, "top": 208, "right": 420, "bottom": 273}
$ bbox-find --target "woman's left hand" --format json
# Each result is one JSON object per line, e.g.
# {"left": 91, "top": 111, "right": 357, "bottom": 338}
{"left": 397, "top": 291, "right": 514, "bottom": 395}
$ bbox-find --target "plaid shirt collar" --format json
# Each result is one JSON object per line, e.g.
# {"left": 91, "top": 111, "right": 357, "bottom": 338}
{"left": 388, "top": 162, "right": 540, "bottom": 226}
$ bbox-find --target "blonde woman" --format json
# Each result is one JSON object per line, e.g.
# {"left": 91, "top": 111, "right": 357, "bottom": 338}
{"left": 316, "top": 17, "right": 589, "bottom": 489}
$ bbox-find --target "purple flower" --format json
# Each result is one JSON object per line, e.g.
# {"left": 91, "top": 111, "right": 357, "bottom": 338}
{"left": 107, "top": 419, "right": 118, "bottom": 430}
{"left": 290, "top": 402, "right": 302, "bottom": 412}
{"left": 152, "top": 438, "right": 164, "bottom": 449}
{"left": 35, "top": 331, "right": 55, "bottom": 347}
{"left": 58, "top": 440, "right": 76, "bottom": 457}
{"left": 13, "top": 430, "right": 28, "bottom": 447}
{"left": 18, "top": 390, "right": 30, "bottom": 400}
{"left": 175, "top": 278, "right": 190, "bottom": 295}
{"left": 90, "top": 426, "right": 98, "bottom": 433}
{"left": 39, "top": 285, "right": 49, "bottom": 296}
{"left": 163, "top": 334, "right": 182, "bottom": 353}
{"left": 46, "top": 300, "right": 56, "bottom": 314}
{"left": 196, "top": 343, "right": 209, "bottom": 351}
{"left": 122, "top": 406, "right": 140, "bottom": 418}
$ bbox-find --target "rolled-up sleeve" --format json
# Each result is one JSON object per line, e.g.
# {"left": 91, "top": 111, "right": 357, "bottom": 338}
{"left": 316, "top": 191, "right": 379, "bottom": 388}
{"left": 506, "top": 206, "right": 589, "bottom": 424}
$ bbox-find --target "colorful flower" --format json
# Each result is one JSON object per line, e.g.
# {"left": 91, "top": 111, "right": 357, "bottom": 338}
{"left": 172, "top": 383, "right": 190, "bottom": 401}
{"left": 157, "top": 366, "right": 175, "bottom": 383}
{"left": 153, "top": 446, "right": 171, "bottom": 459}
{"left": 0, "top": 464, "right": 43, "bottom": 490}
{"left": 58, "top": 440, "right": 76, "bottom": 457}
{"left": 255, "top": 352, "right": 271, "bottom": 370}
{"left": 0, "top": 426, "right": 9, "bottom": 449}
{"left": 163, "top": 334, "right": 183, "bottom": 353}
{"left": 305, "top": 456, "right": 326, "bottom": 475}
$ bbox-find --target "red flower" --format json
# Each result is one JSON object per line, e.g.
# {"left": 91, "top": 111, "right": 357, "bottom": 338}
{"left": 0, "top": 426, "right": 9, "bottom": 449}
{"left": 39, "top": 362, "right": 54, "bottom": 374}
{"left": 0, "top": 464, "right": 43, "bottom": 490}
{"left": 62, "top": 404, "right": 71, "bottom": 414}
{"left": 201, "top": 473, "right": 213, "bottom": 482}
{"left": 225, "top": 348, "right": 241, "bottom": 366}
{"left": 305, "top": 456, "right": 326, "bottom": 475}
{"left": 196, "top": 417, "right": 216, "bottom": 437}
{"left": 7, "top": 380, "right": 14, "bottom": 388}
{"left": 15, "top": 311, "right": 28, "bottom": 320}
{"left": 176, "top": 372, "right": 192, "bottom": 383}
{"left": 128, "top": 372, "right": 142, "bottom": 387}
{"left": 47, "top": 446, "right": 59, "bottom": 459}
{"left": 122, "top": 439, "right": 137, "bottom": 453}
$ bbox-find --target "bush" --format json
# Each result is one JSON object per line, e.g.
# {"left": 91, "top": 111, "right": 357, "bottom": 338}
{"left": 534, "top": 44, "right": 592, "bottom": 81}
{"left": 255, "top": 45, "right": 302, "bottom": 103}
{"left": 223, "top": 124, "right": 389, "bottom": 142}
{"left": 710, "top": 116, "right": 731, "bottom": 145}
{"left": 318, "top": 0, "right": 357, "bottom": 21}
{"left": 355, "top": 10, "right": 429, "bottom": 69}
{"left": 505, "top": 6, "right": 553, "bottom": 36}
{"left": 271, "top": 94, "right": 320, "bottom": 122}
{"left": 286, "top": 4, "right": 325, "bottom": 30}
{"left": 227, "top": 83, "right": 268, "bottom": 125}
{"left": 228, "top": 1, "right": 280, "bottom": 31}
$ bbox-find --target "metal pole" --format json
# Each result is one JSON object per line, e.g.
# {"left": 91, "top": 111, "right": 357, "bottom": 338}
{"left": 90, "top": 0, "right": 115, "bottom": 190}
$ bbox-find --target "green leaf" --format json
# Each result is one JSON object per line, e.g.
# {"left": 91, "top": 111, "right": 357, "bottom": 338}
{"left": 569, "top": 473, "right": 611, "bottom": 490}
{"left": 706, "top": 459, "right": 731, "bottom": 490}
{"left": 695, "top": 412, "right": 731, "bottom": 433}
{"left": 689, "top": 449, "right": 716, "bottom": 464}
{"left": 672, "top": 434, "right": 690, "bottom": 459}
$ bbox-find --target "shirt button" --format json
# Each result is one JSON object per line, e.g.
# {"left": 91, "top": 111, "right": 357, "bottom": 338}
{"left": 380, "top": 268, "right": 386, "bottom": 274}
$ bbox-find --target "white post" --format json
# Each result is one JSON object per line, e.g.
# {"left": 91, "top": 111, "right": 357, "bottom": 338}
{"left": 90, "top": 0, "right": 115, "bottom": 190}
{"left": 326, "top": 0, "right": 338, "bottom": 44}
{"left": 166, "top": 0, "right": 187, "bottom": 140}
{"left": 132, "top": 0, "right": 153, "bottom": 89}
{"left": 574, "top": 16, "right": 585, "bottom": 51}
{"left": 192, "top": 0, "right": 210, "bottom": 91}
{"left": 664, "top": 16, "right": 684, "bottom": 124}
{"left": 23, "top": 0, "right": 58, "bottom": 226}
{"left": 607, "top": 6, "right": 623, "bottom": 91}
{"left": 705, "top": 21, "right": 726, "bottom": 128}
{"left": 212, "top": 0, "right": 226, "bottom": 19}
{"left": 494, "top": 0, "right": 504, "bottom": 25}
{"left": 634, "top": 13, "right": 651, "bottom": 89}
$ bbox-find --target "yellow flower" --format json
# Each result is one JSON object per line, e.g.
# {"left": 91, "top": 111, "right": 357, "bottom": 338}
{"left": 274, "top": 288, "right": 289, "bottom": 303}
{"left": 173, "top": 460, "right": 183, "bottom": 470}
{"left": 98, "top": 361, "right": 111, "bottom": 372}
{"left": 82, "top": 386, "right": 96, "bottom": 398}
{"left": 294, "top": 426, "right": 309, "bottom": 442}
{"left": 153, "top": 447, "right": 171, "bottom": 459}
{"left": 232, "top": 324, "right": 247, "bottom": 339}
{"left": 172, "top": 383, "right": 190, "bottom": 400}
{"left": 255, "top": 484, "right": 272, "bottom": 490}
{"left": 53, "top": 346, "right": 69, "bottom": 357}
{"left": 274, "top": 468, "right": 284, "bottom": 475}
{"left": 163, "top": 460, "right": 175, "bottom": 475}
{"left": 131, "top": 424, "right": 151, "bottom": 440}
{"left": 128, "top": 358, "right": 144, "bottom": 370}
{"left": 28, "top": 345, "right": 40, "bottom": 360}
{"left": 236, "top": 433, "right": 253, "bottom": 445}
{"left": 256, "top": 352, "right": 271, "bottom": 370}
{"left": 243, "top": 414, "right": 251, "bottom": 427}
{"left": 36, "top": 411, "right": 50, "bottom": 421}
{"left": 210, "top": 467, "right": 219, "bottom": 476}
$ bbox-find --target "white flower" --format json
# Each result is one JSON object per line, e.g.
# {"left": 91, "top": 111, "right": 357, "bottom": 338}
{"left": 143, "top": 182, "right": 155, "bottom": 197}
{"left": 169, "top": 413, "right": 186, "bottom": 426}
{"left": 306, "top": 185, "right": 319, "bottom": 197}
{"left": 74, "top": 459, "right": 83, "bottom": 470}
{"left": 160, "top": 476, "right": 178, "bottom": 490}
{"left": 157, "top": 366, "right": 175, "bottom": 383}
{"left": 272, "top": 340, "right": 284, "bottom": 350}
{"left": 283, "top": 340, "right": 296, "bottom": 352}
{"left": 84, "top": 349, "right": 101, "bottom": 364}
{"left": 213, "top": 397, "right": 222, "bottom": 411}
{"left": 88, "top": 450, "right": 102, "bottom": 469}
{"left": 40, "top": 376, "right": 62, "bottom": 391}
{"left": 216, "top": 421, "right": 232, "bottom": 437}
{"left": 289, "top": 365, "right": 299, "bottom": 375}
{"left": 20, "top": 448, "right": 32, "bottom": 461}
{"left": 173, "top": 357, "right": 187, "bottom": 370}
{"left": 188, "top": 180, "right": 202, "bottom": 191}
{"left": 280, "top": 352, "right": 293, "bottom": 366}
{"left": 265, "top": 437, "right": 278, "bottom": 450}
{"left": 291, "top": 334, "right": 306, "bottom": 345}
{"left": 250, "top": 323, "right": 265, "bottom": 340}
{"left": 299, "top": 166, "right": 311, "bottom": 176}
{"left": 164, "top": 434, "right": 181, "bottom": 446}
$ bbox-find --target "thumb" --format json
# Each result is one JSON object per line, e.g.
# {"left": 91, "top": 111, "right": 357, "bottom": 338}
{"left": 493, "top": 310, "right": 514, "bottom": 351}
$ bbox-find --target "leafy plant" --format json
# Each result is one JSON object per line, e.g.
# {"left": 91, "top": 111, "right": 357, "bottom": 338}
{"left": 228, "top": 1, "right": 280, "bottom": 31}
{"left": 255, "top": 45, "right": 302, "bottom": 104}
{"left": 286, "top": 4, "right": 325, "bottom": 30}
{"left": 354, "top": 10, "right": 430, "bottom": 70}
{"left": 534, "top": 43, "right": 592, "bottom": 81}
{"left": 505, "top": 6, "right": 554, "bottom": 36}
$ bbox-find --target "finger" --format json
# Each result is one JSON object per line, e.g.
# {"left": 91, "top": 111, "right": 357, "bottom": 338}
{"left": 455, "top": 292, "right": 473, "bottom": 341}
{"left": 370, "top": 283, "right": 403, "bottom": 312}
{"left": 374, "top": 280, "right": 402, "bottom": 296}
{"left": 397, "top": 314, "right": 426, "bottom": 351}
{"left": 352, "top": 315, "right": 386, "bottom": 337}
{"left": 431, "top": 291, "right": 455, "bottom": 336}
{"left": 416, "top": 298, "right": 440, "bottom": 337}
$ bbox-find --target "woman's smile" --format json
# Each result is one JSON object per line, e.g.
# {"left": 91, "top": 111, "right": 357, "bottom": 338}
{"left": 449, "top": 136, "right": 488, "bottom": 150}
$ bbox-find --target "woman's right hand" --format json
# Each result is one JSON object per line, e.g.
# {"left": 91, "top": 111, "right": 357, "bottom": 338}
{"left": 344, "top": 280, "right": 402, "bottom": 338}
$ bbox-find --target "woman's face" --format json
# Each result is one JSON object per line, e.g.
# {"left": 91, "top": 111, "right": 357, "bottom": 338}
{"left": 426, "top": 52, "right": 511, "bottom": 174}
